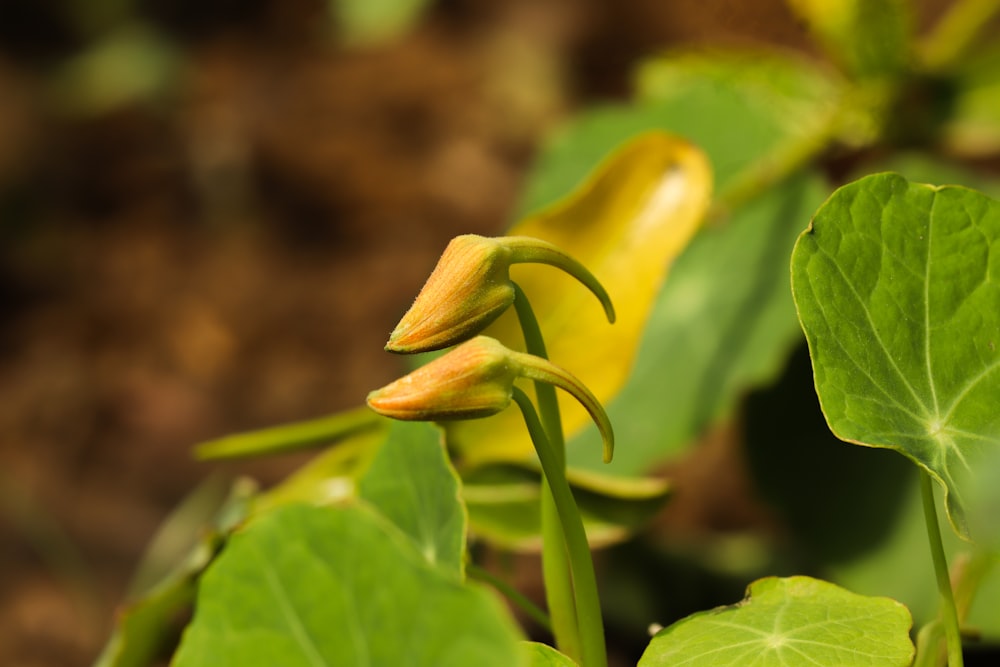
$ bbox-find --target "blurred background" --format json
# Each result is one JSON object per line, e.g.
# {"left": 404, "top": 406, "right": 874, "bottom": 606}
{"left": 0, "top": 1, "right": 969, "bottom": 665}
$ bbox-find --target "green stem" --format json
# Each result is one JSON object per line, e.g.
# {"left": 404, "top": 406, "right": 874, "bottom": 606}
{"left": 467, "top": 564, "right": 553, "bottom": 633}
{"left": 513, "top": 283, "right": 581, "bottom": 661}
{"left": 513, "top": 387, "right": 607, "bottom": 667}
{"left": 920, "top": 472, "right": 963, "bottom": 667}
{"left": 540, "top": 482, "right": 581, "bottom": 660}
{"left": 512, "top": 282, "right": 565, "bottom": 462}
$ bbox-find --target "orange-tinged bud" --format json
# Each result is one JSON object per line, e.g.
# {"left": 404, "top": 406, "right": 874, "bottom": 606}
{"left": 368, "top": 336, "right": 516, "bottom": 420}
{"left": 367, "top": 336, "right": 615, "bottom": 463}
{"left": 387, "top": 236, "right": 516, "bottom": 354}
{"left": 386, "top": 235, "right": 615, "bottom": 354}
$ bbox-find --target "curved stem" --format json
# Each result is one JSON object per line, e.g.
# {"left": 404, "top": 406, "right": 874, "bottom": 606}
{"left": 920, "top": 472, "right": 964, "bottom": 667}
{"left": 512, "top": 283, "right": 565, "bottom": 463}
{"left": 505, "top": 237, "right": 616, "bottom": 324}
{"left": 514, "top": 388, "right": 607, "bottom": 667}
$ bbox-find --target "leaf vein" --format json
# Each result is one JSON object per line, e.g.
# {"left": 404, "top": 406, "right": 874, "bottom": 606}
{"left": 816, "top": 245, "right": 930, "bottom": 414}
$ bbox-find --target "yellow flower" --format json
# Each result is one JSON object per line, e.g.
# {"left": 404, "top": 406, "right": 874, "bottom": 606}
{"left": 368, "top": 336, "right": 615, "bottom": 462}
{"left": 386, "top": 235, "right": 615, "bottom": 353}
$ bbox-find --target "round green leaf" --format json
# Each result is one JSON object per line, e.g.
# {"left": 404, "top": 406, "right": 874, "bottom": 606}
{"left": 638, "top": 576, "right": 913, "bottom": 667}
{"left": 791, "top": 172, "right": 1000, "bottom": 541}
{"left": 173, "top": 503, "right": 524, "bottom": 667}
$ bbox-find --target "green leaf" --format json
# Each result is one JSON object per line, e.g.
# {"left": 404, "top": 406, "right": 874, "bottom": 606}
{"left": 251, "top": 425, "right": 387, "bottom": 514}
{"left": 638, "top": 576, "right": 914, "bottom": 667}
{"left": 173, "top": 503, "right": 525, "bottom": 667}
{"left": 96, "top": 479, "right": 254, "bottom": 667}
{"left": 521, "top": 641, "right": 578, "bottom": 666}
{"left": 569, "top": 169, "right": 829, "bottom": 476}
{"left": 791, "top": 172, "right": 1000, "bottom": 541}
{"left": 462, "top": 463, "right": 670, "bottom": 549}
{"left": 358, "top": 421, "right": 466, "bottom": 575}
{"left": 786, "top": 0, "right": 911, "bottom": 79}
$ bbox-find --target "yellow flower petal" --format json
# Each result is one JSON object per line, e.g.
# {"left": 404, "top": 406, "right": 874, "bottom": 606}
{"left": 449, "top": 132, "right": 712, "bottom": 464}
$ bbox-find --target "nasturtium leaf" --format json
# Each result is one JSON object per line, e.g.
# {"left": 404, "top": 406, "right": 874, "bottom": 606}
{"left": 252, "top": 425, "right": 388, "bottom": 514}
{"left": 97, "top": 570, "right": 198, "bottom": 667}
{"left": 638, "top": 576, "right": 914, "bottom": 667}
{"left": 448, "top": 132, "right": 712, "bottom": 465}
{"left": 358, "top": 421, "right": 466, "bottom": 575}
{"left": 791, "top": 172, "right": 1000, "bottom": 541}
{"left": 96, "top": 479, "right": 255, "bottom": 667}
{"left": 462, "top": 462, "right": 670, "bottom": 549}
{"left": 522, "top": 641, "right": 578, "bottom": 666}
{"left": 570, "top": 170, "right": 829, "bottom": 475}
{"left": 786, "top": 0, "right": 911, "bottom": 80}
{"left": 173, "top": 503, "right": 524, "bottom": 667}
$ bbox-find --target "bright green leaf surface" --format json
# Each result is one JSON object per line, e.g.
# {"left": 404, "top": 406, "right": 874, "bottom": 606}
{"left": 791, "top": 172, "right": 1000, "bottom": 541}
{"left": 358, "top": 421, "right": 466, "bottom": 574}
{"left": 522, "top": 641, "right": 578, "bottom": 666}
{"left": 173, "top": 503, "right": 524, "bottom": 667}
{"left": 569, "top": 170, "right": 828, "bottom": 476}
{"left": 638, "top": 576, "right": 914, "bottom": 667}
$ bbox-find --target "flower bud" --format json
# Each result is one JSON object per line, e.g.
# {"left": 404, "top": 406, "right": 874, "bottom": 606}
{"left": 368, "top": 336, "right": 516, "bottom": 420}
{"left": 387, "top": 236, "right": 516, "bottom": 354}
{"left": 386, "top": 235, "right": 615, "bottom": 354}
{"left": 368, "top": 336, "right": 615, "bottom": 463}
